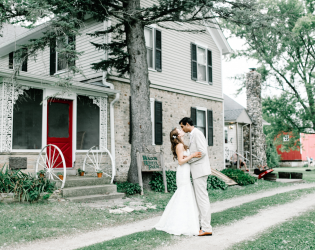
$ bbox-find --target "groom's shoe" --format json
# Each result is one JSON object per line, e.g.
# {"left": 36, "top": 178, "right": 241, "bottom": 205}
{"left": 198, "top": 230, "right": 212, "bottom": 236}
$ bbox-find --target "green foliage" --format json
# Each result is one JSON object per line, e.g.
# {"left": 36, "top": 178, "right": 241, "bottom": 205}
{"left": 0, "top": 166, "right": 56, "bottom": 202}
{"left": 221, "top": 169, "right": 256, "bottom": 186}
{"left": 37, "top": 170, "right": 46, "bottom": 176}
{"left": 57, "top": 172, "right": 63, "bottom": 176}
{"left": 207, "top": 175, "right": 228, "bottom": 190}
{"left": 116, "top": 182, "right": 142, "bottom": 196}
{"left": 77, "top": 168, "right": 84, "bottom": 174}
{"left": 150, "top": 171, "right": 228, "bottom": 192}
{"left": 224, "top": 0, "right": 315, "bottom": 137}
{"left": 149, "top": 171, "right": 177, "bottom": 193}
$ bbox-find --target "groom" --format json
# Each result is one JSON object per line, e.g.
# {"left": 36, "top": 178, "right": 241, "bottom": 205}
{"left": 179, "top": 117, "right": 212, "bottom": 236}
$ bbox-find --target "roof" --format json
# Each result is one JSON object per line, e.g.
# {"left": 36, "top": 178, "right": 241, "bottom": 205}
{"left": 224, "top": 109, "right": 245, "bottom": 121}
{"left": 0, "top": 24, "right": 28, "bottom": 48}
{"left": 224, "top": 94, "right": 245, "bottom": 111}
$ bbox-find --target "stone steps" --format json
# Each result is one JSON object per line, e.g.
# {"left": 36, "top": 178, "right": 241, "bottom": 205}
{"left": 58, "top": 176, "right": 124, "bottom": 202}
{"left": 67, "top": 193, "right": 125, "bottom": 203}
{"left": 56, "top": 176, "right": 111, "bottom": 188}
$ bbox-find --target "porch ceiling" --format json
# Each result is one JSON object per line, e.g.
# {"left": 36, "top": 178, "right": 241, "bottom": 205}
{"left": 0, "top": 69, "right": 120, "bottom": 97}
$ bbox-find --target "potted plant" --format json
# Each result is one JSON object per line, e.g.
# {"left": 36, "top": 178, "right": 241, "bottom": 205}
{"left": 57, "top": 172, "right": 64, "bottom": 180}
{"left": 37, "top": 170, "right": 46, "bottom": 178}
{"left": 78, "top": 168, "right": 85, "bottom": 176}
{"left": 97, "top": 170, "right": 103, "bottom": 178}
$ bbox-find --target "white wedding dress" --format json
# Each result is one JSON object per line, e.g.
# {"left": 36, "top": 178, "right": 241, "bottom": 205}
{"left": 155, "top": 150, "right": 200, "bottom": 236}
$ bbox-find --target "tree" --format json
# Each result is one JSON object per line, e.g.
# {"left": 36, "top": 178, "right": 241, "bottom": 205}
{"left": 1, "top": 0, "right": 258, "bottom": 183}
{"left": 223, "top": 0, "right": 315, "bottom": 151}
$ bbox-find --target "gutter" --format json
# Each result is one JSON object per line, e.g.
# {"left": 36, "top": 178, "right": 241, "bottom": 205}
{"left": 102, "top": 20, "right": 120, "bottom": 180}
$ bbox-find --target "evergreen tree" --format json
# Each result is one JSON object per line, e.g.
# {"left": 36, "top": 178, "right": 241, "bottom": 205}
{"left": 1, "top": 0, "right": 259, "bottom": 183}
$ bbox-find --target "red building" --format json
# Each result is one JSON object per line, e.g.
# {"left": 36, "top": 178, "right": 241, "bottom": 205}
{"left": 277, "top": 133, "right": 315, "bottom": 161}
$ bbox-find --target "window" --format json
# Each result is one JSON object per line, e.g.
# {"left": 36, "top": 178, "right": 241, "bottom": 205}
{"left": 76, "top": 95, "right": 100, "bottom": 150}
{"left": 225, "top": 127, "right": 228, "bottom": 143}
{"left": 144, "top": 28, "right": 154, "bottom": 68}
{"left": 196, "top": 109, "right": 206, "bottom": 135}
{"left": 9, "top": 48, "right": 28, "bottom": 72}
{"left": 12, "top": 88, "right": 43, "bottom": 149}
{"left": 191, "top": 107, "right": 213, "bottom": 146}
{"left": 50, "top": 36, "right": 76, "bottom": 75}
{"left": 56, "top": 37, "right": 68, "bottom": 72}
{"left": 144, "top": 27, "right": 162, "bottom": 71}
{"left": 191, "top": 43, "right": 212, "bottom": 84}
{"left": 283, "top": 135, "right": 289, "bottom": 142}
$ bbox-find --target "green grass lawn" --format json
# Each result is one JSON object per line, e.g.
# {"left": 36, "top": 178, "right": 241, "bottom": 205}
{"left": 78, "top": 187, "right": 315, "bottom": 250}
{"left": 272, "top": 167, "right": 315, "bottom": 182}
{"left": 229, "top": 208, "right": 315, "bottom": 250}
{"left": 0, "top": 179, "right": 289, "bottom": 248}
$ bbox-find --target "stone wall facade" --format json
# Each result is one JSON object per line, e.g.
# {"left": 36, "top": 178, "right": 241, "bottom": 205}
{"left": 0, "top": 80, "right": 224, "bottom": 181}
{"left": 109, "top": 80, "right": 224, "bottom": 182}
{"left": 245, "top": 71, "right": 267, "bottom": 167}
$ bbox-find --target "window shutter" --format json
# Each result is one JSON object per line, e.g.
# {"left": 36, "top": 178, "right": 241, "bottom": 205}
{"left": 207, "top": 109, "right": 213, "bottom": 146}
{"left": 68, "top": 35, "right": 76, "bottom": 67}
{"left": 191, "top": 43, "right": 197, "bottom": 80}
{"left": 207, "top": 49, "right": 212, "bottom": 84}
{"left": 50, "top": 38, "right": 56, "bottom": 75}
{"left": 155, "top": 100, "right": 163, "bottom": 145}
{"left": 191, "top": 107, "right": 196, "bottom": 126}
{"left": 9, "top": 52, "right": 13, "bottom": 69}
{"left": 129, "top": 96, "right": 132, "bottom": 144}
{"left": 21, "top": 48, "right": 28, "bottom": 72}
{"left": 155, "top": 29, "right": 162, "bottom": 72}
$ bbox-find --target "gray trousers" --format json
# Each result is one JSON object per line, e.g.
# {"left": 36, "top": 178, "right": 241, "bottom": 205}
{"left": 193, "top": 175, "right": 212, "bottom": 232}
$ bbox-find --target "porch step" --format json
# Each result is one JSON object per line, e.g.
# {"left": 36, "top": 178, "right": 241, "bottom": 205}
{"left": 67, "top": 193, "right": 125, "bottom": 203}
{"left": 56, "top": 176, "right": 111, "bottom": 188}
{"left": 62, "top": 184, "right": 117, "bottom": 198}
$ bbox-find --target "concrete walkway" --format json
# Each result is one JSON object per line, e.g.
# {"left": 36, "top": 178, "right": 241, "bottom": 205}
{"left": 158, "top": 192, "right": 315, "bottom": 250}
{"left": 9, "top": 182, "right": 315, "bottom": 250}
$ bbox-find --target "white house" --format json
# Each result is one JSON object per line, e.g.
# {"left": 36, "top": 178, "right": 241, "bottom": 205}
{"left": 0, "top": 14, "right": 232, "bottom": 182}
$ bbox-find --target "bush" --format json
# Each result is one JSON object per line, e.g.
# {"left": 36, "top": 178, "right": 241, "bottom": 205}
{"left": 221, "top": 169, "right": 256, "bottom": 186}
{"left": 207, "top": 175, "right": 228, "bottom": 190}
{"left": 150, "top": 171, "right": 177, "bottom": 193}
{"left": 0, "top": 166, "right": 56, "bottom": 202}
{"left": 150, "top": 170, "right": 228, "bottom": 192}
{"left": 116, "top": 182, "right": 142, "bottom": 195}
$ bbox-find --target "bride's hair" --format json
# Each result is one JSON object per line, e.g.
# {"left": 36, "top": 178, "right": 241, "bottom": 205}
{"left": 170, "top": 128, "right": 188, "bottom": 160}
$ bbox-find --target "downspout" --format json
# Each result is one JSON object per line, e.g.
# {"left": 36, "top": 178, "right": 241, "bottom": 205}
{"left": 102, "top": 20, "right": 120, "bottom": 179}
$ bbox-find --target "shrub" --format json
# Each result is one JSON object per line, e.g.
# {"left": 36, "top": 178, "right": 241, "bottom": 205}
{"left": 150, "top": 170, "right": 228, "bottom": 192}
{"left": 116, "top": 182, "right": 142, "bottom": 195}
{"left": 221, "top": 169, "right": 256, "bottom": 186}
{"left": 207, "top": 175, "right": 228, "bottom": 190}
{"left": 0, "top": 166, "right": 56, "bottom": 202}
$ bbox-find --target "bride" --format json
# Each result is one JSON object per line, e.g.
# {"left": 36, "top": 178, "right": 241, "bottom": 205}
{"left": 155, "top": 128, "right": 202, "bottom": 236}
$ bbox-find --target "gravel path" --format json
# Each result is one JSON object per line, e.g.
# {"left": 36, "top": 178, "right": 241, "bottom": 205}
{"left": 9, "top": 182, "right": 315, "bottom": 250}
{"left": 158, "top": 192, "right": 315, "bottom": 250}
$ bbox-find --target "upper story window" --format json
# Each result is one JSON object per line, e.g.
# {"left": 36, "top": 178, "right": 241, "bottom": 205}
{"left": 9, "top": 48, "right": 28, "bottom": 72}
{"left": 144, "top": 27, "right": 162, "bottom": 72}
{"left": 225, "top": 127, "right": 228, "bottom": 143}
{"left": 50, "top": 36, "right": 76, "bottom": 75}
{"left": 191, "top": 43, "right": 212, "bottom": 84}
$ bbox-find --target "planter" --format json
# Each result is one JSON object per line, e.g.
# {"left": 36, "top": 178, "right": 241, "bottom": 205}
{"left": 58, "top": 175, "right": 63, "bottom": 180}
{"left": 80, "top": 172, "right": 85, "bottom": 176}
{"left": 278, "top": 172, "right": 291, "bottom": 179}
{"left": 39, "top": 173, "right": 45, "bottom": 178}
{"left": 97, "top": 172, "right": 103, "bottom": 178}
{"left": 291, "top": 172, "right": 303, "bottom": 179}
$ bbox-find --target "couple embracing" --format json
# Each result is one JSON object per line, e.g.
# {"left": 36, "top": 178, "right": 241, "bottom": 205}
{"left": 155, "top": 117, "right": 212, "bottom": 236}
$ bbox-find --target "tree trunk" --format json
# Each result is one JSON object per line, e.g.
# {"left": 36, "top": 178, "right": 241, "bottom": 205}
{"left": 125, "top": 0, "right": 152, "bottom": 183}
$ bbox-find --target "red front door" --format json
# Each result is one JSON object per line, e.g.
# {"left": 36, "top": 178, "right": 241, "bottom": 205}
{"left": 47, "top": 99, "right": 73, "bottom": 168}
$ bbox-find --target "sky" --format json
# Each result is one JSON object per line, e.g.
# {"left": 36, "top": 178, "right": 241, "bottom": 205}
{"left": 222, "top": 36, "right": 258, "bottom": 108}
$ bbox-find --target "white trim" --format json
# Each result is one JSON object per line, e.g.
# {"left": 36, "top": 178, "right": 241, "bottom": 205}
{"left": 150, "top": 98, "right": 155, "bottom": 145}
{"left": 194, "top": 41, "right": 208, "bottom": 49}
{"left": 144, "top": 26, "right": 155, "bottom": 70}
{"left": 148, "top": 68, "right": 157, "bottom": 72}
